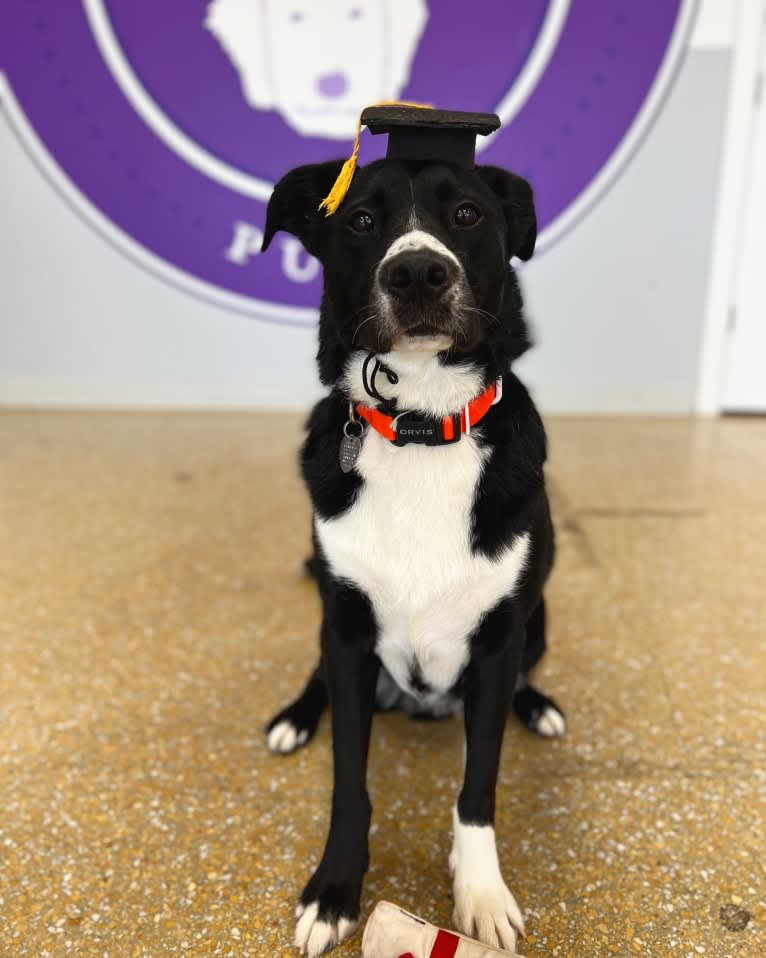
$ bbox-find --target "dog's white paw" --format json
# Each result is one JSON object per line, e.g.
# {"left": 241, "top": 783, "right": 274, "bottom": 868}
{"left": 294, "top": 902, "right": 357, "bottom": 957}
{"left": 452, "top": 877, "right": 524, "bottom": 952}
{"left": 267, "top": 719, "right": 309, "bottom": 754}
{"left": 535, "top": 704, "right": 566, "bottom": 737}
{"left": 449, "top": 808, "right": 525, "bottom": 953}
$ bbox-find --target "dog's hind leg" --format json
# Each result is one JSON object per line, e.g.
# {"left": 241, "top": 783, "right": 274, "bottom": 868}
{"left": 511, "top": 598, "right": 567, "bottom": 737}
{"left": 266, "top": 659, "right": 328, "bottom": 754}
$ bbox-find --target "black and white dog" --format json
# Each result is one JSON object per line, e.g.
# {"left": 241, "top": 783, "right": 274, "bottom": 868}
{"left": 262, "top": 155, "right": 565, "bottom": 957}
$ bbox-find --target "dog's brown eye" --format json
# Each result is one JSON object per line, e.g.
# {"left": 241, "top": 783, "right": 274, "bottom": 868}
{"left": 454, "top": 204, "right": 480, "bottom": 227}
{"left": 350, "top": 211, "right": 375, "bottom": 233}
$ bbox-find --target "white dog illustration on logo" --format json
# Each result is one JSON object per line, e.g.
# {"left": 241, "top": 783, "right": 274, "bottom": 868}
{"left": 205, "top": 0, "right": 429, "bottom": 139}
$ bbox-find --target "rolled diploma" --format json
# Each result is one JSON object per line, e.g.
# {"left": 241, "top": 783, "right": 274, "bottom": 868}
{"left": 361, "top": 901, "right": 520, "bottom": 958}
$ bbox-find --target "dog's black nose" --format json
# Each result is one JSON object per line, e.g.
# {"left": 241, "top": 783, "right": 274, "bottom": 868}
{"left": 379, "top": 251, "right": 456, "bottom": 302}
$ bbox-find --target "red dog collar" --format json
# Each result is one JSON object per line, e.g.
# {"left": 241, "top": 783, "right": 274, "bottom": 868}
{"left": 356, "top": 377, "right": 502, "bottom": 447}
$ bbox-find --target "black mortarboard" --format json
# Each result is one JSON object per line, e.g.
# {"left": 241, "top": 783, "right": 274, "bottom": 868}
{"left": 361, "top": 105, "right": 500, "bottom": 168}
{"left": 319, "top": 103, "right": 501, "bottom": 216}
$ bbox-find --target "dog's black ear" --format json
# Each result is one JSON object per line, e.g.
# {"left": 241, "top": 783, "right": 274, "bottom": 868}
{"left": 477, "top": 166, "right": 537, "bottom": 261}
{"left": 261, "top": 161, "right": 345, "bottom": 258}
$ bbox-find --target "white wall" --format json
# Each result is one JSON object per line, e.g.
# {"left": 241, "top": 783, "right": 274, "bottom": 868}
{"left": 0, "top": 115, "right": 322, "bottom": 410}
{"left": 0, "top": 3, "right": 739, "bottom": 412}
{"left": 517, "top": 47, "right": 730, "bottom": 414}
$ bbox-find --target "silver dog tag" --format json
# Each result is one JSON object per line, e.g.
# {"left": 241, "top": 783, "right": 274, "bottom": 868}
{"left": 339, "top": 433, "right": 362, "bottom": 473}
{"left": 339, "top": 418, "right": 364, "bottom": 473}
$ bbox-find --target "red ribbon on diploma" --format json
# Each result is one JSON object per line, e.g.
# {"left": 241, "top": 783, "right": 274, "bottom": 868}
{"left": 398, "top": 928, "right": 460, "bottom": 958}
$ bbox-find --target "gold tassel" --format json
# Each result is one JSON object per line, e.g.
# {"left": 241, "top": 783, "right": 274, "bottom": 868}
{"left": 318, "top": 114, "right": 363, "bottom": 217}
{"left": 318, "top": 100, "right": 434, "bottom": 217}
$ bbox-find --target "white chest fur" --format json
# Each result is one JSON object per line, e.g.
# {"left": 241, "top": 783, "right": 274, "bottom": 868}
{"left": 316, "top": 428, "right": 530, "bottom": 703}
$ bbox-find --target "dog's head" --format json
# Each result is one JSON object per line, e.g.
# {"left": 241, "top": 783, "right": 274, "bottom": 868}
{"left": 262, "top": 158, "right": 536, "bottom": 383}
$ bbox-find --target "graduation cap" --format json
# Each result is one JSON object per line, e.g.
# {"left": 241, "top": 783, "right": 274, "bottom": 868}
{"left": 319, "top": 102, "right": 500, "bottom": 216}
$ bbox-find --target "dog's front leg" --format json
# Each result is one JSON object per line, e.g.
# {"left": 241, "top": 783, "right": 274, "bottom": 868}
{"left": 294, "top": 583, "right": 379, "bottom": 957}
{"left": 450, "top": 599, "right": 526, "bottom": 952}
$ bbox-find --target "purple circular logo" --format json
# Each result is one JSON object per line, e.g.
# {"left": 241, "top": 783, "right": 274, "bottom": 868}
{"left": 1, "top": 0, "right": 695, "bottom": 324}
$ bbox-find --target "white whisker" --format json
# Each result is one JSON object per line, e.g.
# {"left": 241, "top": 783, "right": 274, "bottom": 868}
{"left": 352, "top": 312, "right": 379, "bottom": 344}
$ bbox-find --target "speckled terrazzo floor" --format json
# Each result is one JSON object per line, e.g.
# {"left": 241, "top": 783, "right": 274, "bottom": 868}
{"left": 1, "top": 411, "right": 764, "bottom": 958}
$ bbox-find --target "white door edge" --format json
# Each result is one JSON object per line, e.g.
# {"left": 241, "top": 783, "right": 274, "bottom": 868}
{"left": 695, "top": 0, "right": 766, "bottom": 414}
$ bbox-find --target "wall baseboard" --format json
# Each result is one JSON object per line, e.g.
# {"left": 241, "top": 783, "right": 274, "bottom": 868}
{"left": 0, "top": 380, "right": 324, "bottom": 411}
